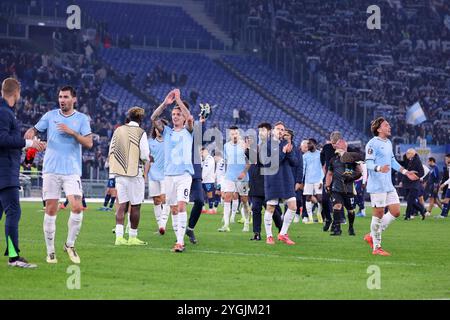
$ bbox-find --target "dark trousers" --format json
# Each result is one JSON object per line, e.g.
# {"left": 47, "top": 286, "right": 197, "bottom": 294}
{"left": 405, "top": 188, "right": 425, "bottom": 218}
{"left": 321, "top": 185, "right": 333, "bottom": 221}
{"left": 251, "top": 196, "right": 282, "bottom": 233}
{"left": 189, "top": 179, "right": 204, "bottom": 229}
{"left": 354, "top": 180, "right": 365, "bottom": 211}
{"left": 0, "top": 187, "right": 21, "bottom": 257}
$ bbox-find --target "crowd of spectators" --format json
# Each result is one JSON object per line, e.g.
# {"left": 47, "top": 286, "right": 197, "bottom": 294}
{"left": 222, "top": 0, "right": 450, "bottom": 145}
{"left": 0, "top": 43, "right": 126, "bottom": 178}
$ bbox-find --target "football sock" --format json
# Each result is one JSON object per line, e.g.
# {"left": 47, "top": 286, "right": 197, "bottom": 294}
{"left": 231, "top": 199, "right": 239, "bottom": 222}
{"left": 43, "top": 214, "right": 56, "bottom": 254}
{"left": 103, "top": 194, "right": 111, "bottom": 207}
{"left": 306, "top": 201, "right": 313, "bottom": 220}
{"left": 381, "top": 211, "right": 396, "bottom": 231}
{"left": 223, "top": 202, "right": 231, "bottom": 228}
{"left": 280, "top": 208, "right": 295, "bottom": 235}
{"left": 264, "top": 211, "right": 273, "bottom": 238}
{"left": 160, "top": 204, "right": 169, "bottom": 229}
{"left": 115, "top": 224, "right": 124, "bottom": 238}
{"left": 109, "top": 197, "right": 116, "bottom": 208}
{"left": 441, "top": 203, "right": 449, "bottom": 217}
{"left": 154, "top": 204, "right": 162, "bottom": 227}
{"left": 332, "top": 209, "right": 341, "bottom": 231}
{"left": 177, "top": 212, "right": 187, "bottom": 245}
{"left": 129, "top": 228, "right": 137, "bottom": 238}
{"left": 370, "top": 216, "right": 382, "bottom": 249}
{"left": 348, "top": 210, "right": 355, "bottom": 228}
{"left": 66, "top": 212, "right": 83, "bottom": 247}
{"left": 172, "top": 213, "right": 179, "bottom": 238}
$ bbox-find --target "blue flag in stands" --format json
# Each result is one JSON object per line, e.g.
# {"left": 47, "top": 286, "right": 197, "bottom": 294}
{"left": 406, "top": 102, "right": 427, "bottom": 125}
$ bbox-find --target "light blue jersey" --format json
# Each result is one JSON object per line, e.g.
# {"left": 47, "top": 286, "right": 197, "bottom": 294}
{"left": 224, "top": 141, "right": 248, "bottom": 182}
{"left": 148, "top": 138, "right": 164, "bottom": 181}
{"left": 302, "top": 150, "right": 324, "bottom": 184}
{"left": 35, "top": 109, "right": 91, "bottom": 176}
{"left": 162, "top": 125, "right": 194, "bottom": 176}
{"left": 365, "top": 136, "right": 402, "bottom": 193}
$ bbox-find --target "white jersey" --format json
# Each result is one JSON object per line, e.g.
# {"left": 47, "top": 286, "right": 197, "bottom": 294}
{"left": 202, "top": 155, "right": 216, "bottom": 184}
{"left": 215, "top": 158, "right": 226, "bottom": 183}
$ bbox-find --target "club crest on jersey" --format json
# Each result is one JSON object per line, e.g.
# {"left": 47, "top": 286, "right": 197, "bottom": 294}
{"left": 368, "top": 148, "right": 373, "bottom": 155}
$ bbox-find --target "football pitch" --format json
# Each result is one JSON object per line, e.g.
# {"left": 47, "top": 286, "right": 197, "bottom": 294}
{"left": 0, "top": 202, "right": 449, "bottom": 300}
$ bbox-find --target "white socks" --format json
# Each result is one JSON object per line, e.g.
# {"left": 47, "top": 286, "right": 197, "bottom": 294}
{"left": 280, "top": 208, "right": 295, "bottom": 235}
{"left": 172, "top": 213, "right": 179, "bottom": 236}
{"left": 306, "top": 201, "right": 313, "bottom": 220}
{"left": 154, "top": 204, "right": 162, "bottom": 227}
{"left": 370, "top": 216, "right": 382, "bottom": 249}
{"left": 381, "top": 212, "right": 396, "bottom": 231}
{"left": 231, "top": 199, "right": 239, "bottom": 222}
{"left": 223, "top": 202, "right": 231, "bottom": 228}
{"left": 115, "top": 224, "right": 124, "bottom": 238}
{"left": 66, "top": 212, "right": 83, "bottom": 247}
{"left": 264, "top": 211, "right": 273, "bottom": 238}
{"left": 176, "top": 212, "right": 187, "bottom": 245}
{"left": 160, "top": 204, "right": 170, "bottom": 229}
{"left": 129, "top": 228, "right": 138, "bottom": 238}
{"left": 242, "top": 202, "right": 250, "bottom": 224}
{"left": 43, "top": 214, "right": 56, "bottom": 255}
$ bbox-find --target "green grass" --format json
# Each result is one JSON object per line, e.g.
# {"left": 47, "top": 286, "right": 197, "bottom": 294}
{"left": 0, "top": 202, "right": 449, "bottom": 300}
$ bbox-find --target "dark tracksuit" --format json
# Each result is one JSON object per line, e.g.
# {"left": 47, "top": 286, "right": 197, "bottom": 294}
{"left": 247, "top": 145, "right": 282, "bottom": 233}
{"left": 439, "top": 165, "right": 449, "bottom": 217}
{"left": 290, "top": 145, "right": 303, "bottom": 217}
{"left": 402, "top": 154, "right": 425, "bottom": 219}
{"left": 188, "top": 121, "right": 205, "bottom": 229}
{"left": 320, "top": 144, "right": 335, "bottom": 222}
{"left": 0, "top": 98, "right": 26, "bottom": 259}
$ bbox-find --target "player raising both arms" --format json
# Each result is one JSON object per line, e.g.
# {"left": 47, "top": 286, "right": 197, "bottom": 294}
{"left": 151, "top": 89, "right": 194, "bottom": 253}
{"left": 364, "top": 117, "right": 419, "bottom": 256}
{"left": 25, "top": 86, "right": 93, "bottom": 264}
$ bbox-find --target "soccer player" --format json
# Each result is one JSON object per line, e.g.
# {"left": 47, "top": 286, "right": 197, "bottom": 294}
{"left": 424, "top": 157, "right": 442, "bottom": 215}
{"left": 325, "top": 139, "right": 361, "bottom": 236}
{"left": 261, "top": 121, "right": 298, "bottom": 245}
{"left": 302, "top": 139, "right": 324, "bottom": 224}
{"left": 1, "top": 77, "right": 44, "bottom": 268}
{"left": 201, "top": 147, "right": 216, "bottom": 214}
{"left": 151, "top": 89, "right": 194, "bottom": 252}
{"left": 218, "top": 126, "right": 251, "bottom": 233}
{"left": 214, "top": 151, "right": 225, "bottom": 208}
{"left": 285, "top": 129, "right": 303, "bottom": 224}
{"left": 436, "top": 154, "right": 450, "bottom": 219}
{"left": 25, "top": 86, "right": 93, "bottom": 264}
{"left": 98, "top": 159, "right": 117, "bottom": 212}
{"left": 363, "top": 117, "right": 419, "bottom": 256}
{"left": 148, "top": 119, "right": 169, "bottom": 235}
{"left": 109, "top": 107, "right": 149, "bottom": 246}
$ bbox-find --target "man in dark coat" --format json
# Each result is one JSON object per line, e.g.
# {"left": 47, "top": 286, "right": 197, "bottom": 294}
{"left": 260, "top": 122, "right": 298, "bottom": 245}
{"left": 0, "top": 78, "right": 44, "bottom": 268}
{"left": 247, "top": 123, "right": 282, "bottom": 241}
{"left": 402, "top": 149, "right": 425, "bottom": 220}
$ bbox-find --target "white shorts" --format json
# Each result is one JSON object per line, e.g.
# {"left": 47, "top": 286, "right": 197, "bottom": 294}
{"left": 222, "top": 179, "right": 249, "bottom": 196}
{"left": 148, "top": 179, "right": 165, "bottom": 198}
{"left": 164, "top": 173, "right": 192, "bottom": 206}
{"left": 42, "top": 173, "right": 82, "bottom": 200}
{"left": 370, "top": 191, "right": 400, "bottom": 208}
{"left": 304, "top": 183, "right": 323, "bottom": 195}
{"left": 116, "top": 176, "right": 145, "bottom": 205}
{"left": 267, "top": 197, "right": 297, "bottom": 206}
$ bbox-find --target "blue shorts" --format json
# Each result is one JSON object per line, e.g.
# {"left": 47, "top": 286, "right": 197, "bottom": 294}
{"left": 190, "top": 179, "right": 204, "bottom": 202}
{"left": 444, "top": 188, "right": 450, "bottom": 199}
{"left": 107, "top": 178, "right": 116, "bottom": 189}
{"left": 202, "top": 183, "right": 215, "bottom": 193}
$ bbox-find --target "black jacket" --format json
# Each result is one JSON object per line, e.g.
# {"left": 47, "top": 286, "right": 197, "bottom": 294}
{"left": 441, "top": 165, "right": 449, "bottom": 195}
{"left": 402, "top": 154, "right": 424, "bottom": 190}
{"left": 0, "top": 98, "right": 26, "bottom": 190}
{"left": 247, "top": 145, "right": 265, "bottom": 198}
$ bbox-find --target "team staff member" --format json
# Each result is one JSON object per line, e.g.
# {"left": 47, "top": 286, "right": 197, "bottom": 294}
{"left": 0, "top": 78, "right": 44, "bottom": 268}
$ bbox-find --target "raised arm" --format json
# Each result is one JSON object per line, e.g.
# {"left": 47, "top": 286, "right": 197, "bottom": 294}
{"left": 151, "top": 90, "right": 176, "bottom": 132}
{"left": 173, "top": 89, "right": 193, "bottom": 132}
